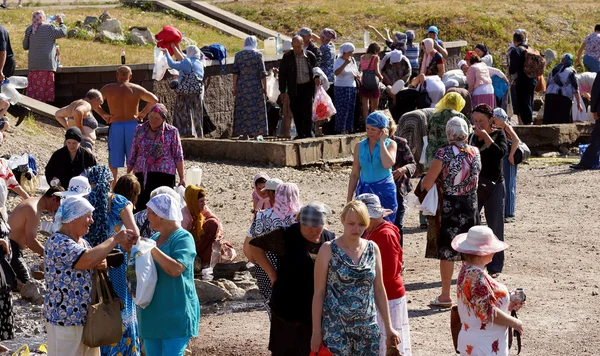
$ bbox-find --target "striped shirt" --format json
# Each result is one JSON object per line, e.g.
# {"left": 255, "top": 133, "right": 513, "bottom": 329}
{"left": 295, "top": 52, "right": 312, "bottom": 85}
{"left": 22, "top": 23, "right": 67, "bottom": 71}
{"left": 406, "top": 43, "right": 419, "bottom": 70}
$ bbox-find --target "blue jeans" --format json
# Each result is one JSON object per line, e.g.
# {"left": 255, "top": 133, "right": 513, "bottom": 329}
{"left": 503, "top": 154, "right": 518, "bottom": 218}
{"left": 143, "top": 337, "right": 190, "bottom": 356}
{"left": 583, "top": 54, "right": 600, "bottom": 73}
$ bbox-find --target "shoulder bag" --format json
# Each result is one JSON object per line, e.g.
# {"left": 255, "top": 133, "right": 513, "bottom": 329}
{"left": 175, "top": 59, "right": 204, "bottom": 96}
{"left": 510, "top": 140, "right": 531, "bottom": 165}
{"left": 361, "top": 56, "right": 379, "bottom": 91}
{"left": 83, "top": 269, "right": 124, "bottom": 348}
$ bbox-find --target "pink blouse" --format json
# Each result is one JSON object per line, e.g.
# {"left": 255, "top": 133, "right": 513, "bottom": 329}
{"left": 467, "top": 62, "right": 492, "bottom": 93}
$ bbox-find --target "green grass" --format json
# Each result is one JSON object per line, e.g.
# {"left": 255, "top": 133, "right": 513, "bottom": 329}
{"left": 19, "top": 114, "right": 43, "bottom": 135}
{"left": 3, "top": 5, "right": 244, "bottom": 68}
{"left": 215, "top": 0, "right": 600, "bottom": 72}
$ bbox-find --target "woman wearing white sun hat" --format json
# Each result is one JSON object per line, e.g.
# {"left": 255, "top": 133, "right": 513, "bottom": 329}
{"left": 452, "top": 225, "right": 525, "bottom": 356}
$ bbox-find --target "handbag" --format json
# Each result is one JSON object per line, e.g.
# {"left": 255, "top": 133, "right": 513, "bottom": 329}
{"left": 175, "top": 59, "right": 204, "bottom": 95}
{"left": 83, "top": 270, "right": 124, "bottom": 348}
{"left": 476, "top": 175, "right": 498, "bottom": 205}
{"left": 512, "top": 142, "right": 531, "bottom": 165}
{"left": 361, "top": 56, "right": 379, "bottom": 91}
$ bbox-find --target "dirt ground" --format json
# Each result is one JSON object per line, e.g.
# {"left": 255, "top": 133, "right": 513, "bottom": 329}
{"left": 3, "top": 115, "right": 600, "bottom": 355}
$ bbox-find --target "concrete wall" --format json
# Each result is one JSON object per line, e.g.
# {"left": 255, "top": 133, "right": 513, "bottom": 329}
{"left": 14, "top": 42, "right": 466, "bottom": 138}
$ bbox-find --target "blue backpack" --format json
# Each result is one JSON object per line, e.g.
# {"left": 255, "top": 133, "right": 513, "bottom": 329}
{"left": 201, "top": 44, "right": 227, "bottom": 71}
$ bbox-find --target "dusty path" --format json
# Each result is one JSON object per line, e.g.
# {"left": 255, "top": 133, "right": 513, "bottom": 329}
{"left": 2, "top": 116, "right": 599, "bottom": 355}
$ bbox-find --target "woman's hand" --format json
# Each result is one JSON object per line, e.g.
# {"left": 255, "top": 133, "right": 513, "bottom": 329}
{"left": 160, "top": 48, "right": 168, "bottom": 54}
{"left": 512, "top": 318, "right": 524, "bottom": 334}
{"left": 508, "top": 154, "right": 515, "bottom": 165}
{"left": 386, "top": 328, "right": 401, "bottom": 348}
{"left": 0, "top": 240, "right": 10, "bottom": 256}
{"left": 473, "top": 127, "right": 490, "bottom": 141}
{"left": 95, "top": 259, "right": 107, "bottom": 271}
{"left": 310, "top": 330, "right": 323, "bottom": 353}
{"left": 267, "top": 270, "right": 277, "bottom": 287}
{"left": 379, "top": 128, "right": 389, "bottom": 141}
{"left": 578, "top": 101, "right": 584, "bottom": 113}
{"left": 179, "top": 178, "right": 186, "bottom": 187}
{"left": 113, "top": 229, "right": 136, "bottom": 251}
{"left": 392, "top": 167, "right": 406, "bottom": 180}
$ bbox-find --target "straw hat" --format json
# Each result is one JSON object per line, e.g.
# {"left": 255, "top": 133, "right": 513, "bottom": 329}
{"left": 451, "top": 226, "right": 508, "bottom": 256}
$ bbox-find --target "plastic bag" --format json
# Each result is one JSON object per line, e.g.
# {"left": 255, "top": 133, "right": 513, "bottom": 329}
{"left": 126, "top": 238, "right": 157, "bottom": 309}
{"left": 152, "top": 47, "right": 169, "bottom": 81}
{"left": 421, "top": 183, "right": 438, "bottom": 216}
{"left": 266, "top": 72, "right": 279, "bottom": 104}
{"left": 312, "top": 85, "right": 336, "bottom": 122}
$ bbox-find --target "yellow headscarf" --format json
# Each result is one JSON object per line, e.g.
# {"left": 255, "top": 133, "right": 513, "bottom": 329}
{"left": 185, "top": 185, "right": 206, "bottom": 241}
{"left": 435, "top": 92, "right": 466, "bottom": 113}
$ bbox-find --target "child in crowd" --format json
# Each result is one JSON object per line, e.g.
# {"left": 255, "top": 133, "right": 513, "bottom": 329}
{"left": 252, "top": 172, "right": 271, "bottom": 215}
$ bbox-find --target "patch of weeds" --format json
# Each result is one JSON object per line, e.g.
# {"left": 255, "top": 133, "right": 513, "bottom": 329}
{"left": 20, "top": 115, "right": 42, "bottom": 136}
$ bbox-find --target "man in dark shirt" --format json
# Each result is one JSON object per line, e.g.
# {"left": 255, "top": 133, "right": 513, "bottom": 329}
{"left": 0, "top": 24, "right": 30, "bottom": 125}
{"left": 509, "top": 32, "right": 538, "bottom": 125}
{"left": 279, "top": 36, "right": 321, "bottom": 139}
{"left": 249, "top": 202, "right": 334, "bottom": 356}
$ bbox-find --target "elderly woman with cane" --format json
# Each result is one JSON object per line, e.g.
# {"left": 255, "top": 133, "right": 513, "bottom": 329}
{"left": 44, "top": 196, "right": 136, "bottom": 356}
{"left": 347, "top": 111, "right": 398, "bottom": 223}
{"left": 137, "top": 193, "right": 200, "bottom": 356}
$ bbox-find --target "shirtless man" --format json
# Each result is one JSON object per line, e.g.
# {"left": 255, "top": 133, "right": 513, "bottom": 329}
{"left": 55, "top": 89, "right": 103, "bottom": 151}
{"left": 7, "top": 186, "right": 63, "bottom": 284}
{"left": 95, "top": 66, "right": 158, "bottom": 182}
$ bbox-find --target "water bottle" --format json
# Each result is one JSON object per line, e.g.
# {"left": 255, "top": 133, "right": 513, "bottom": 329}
{"left": 7, "top": 76, "right": 28, "bottom": 89}
{"left": 209, "top": 240, "right": 221, "bottom": 269}
{"left": 47, "top": 14, "right": 64, "bottom": 22}
{"left": 363, "top": 30, "right": 370, "bottom": 49}
{"left": 276, "top": 34, "right": 282, "bottom": 55}
{"left": 0, "top": 84, "right": 21, "bottom": 105}
{"left": 121, "top": 49, "right": 126, "bottom": 65}
{"left": 290, "top": 121, "right": 297, "bottom": 138}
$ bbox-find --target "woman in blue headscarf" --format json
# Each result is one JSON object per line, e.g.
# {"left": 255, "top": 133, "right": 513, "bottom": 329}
{"left": 347, "top": 111, "right": 398, "bottom": 222}
{"left": 86, "top": 165, "right": 142, "bottom": 356}
{"left": 543, "top": 53, "right": 584, "bottom": 124}
{"left": 426, "top": 25, "right": 448, "bottom": 58}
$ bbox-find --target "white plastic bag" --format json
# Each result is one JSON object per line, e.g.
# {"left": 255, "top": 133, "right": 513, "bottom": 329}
{"left": 419, "top": 136, "right": 428, "bottom": 165}
{"left": 126, "top": 238, "right": 157, "bottom": 309}
{"left": 312, "top": 85, "right": 336, "bottom": 121}
{"left": 266, "top": 72, "right": 280, "bottom": 104}
{"left": 421, "top": 183, "right": 438, "bottom": 216}
{"left": 152, "top": 47, "right": 169, "bottom": 81}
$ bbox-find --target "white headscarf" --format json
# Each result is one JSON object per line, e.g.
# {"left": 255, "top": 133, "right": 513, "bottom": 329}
{"left": 147, "top": 193, "right": 183, "bottom": 225}
{"left": 420, "top": 38, "right": 436, "bottom": 75}
{"left": 150, "top": 186, "right": 186, "bottom": 208}
{"left": 186, "top": 45, "right": 202, "bottom": 59}
{"left": 446, "top": 117, "right": 469, "bottom": 143}
{"left": 338, "top": 42, "right": 355, "bottom": 58}
{"left": 380, "top": 50, "right": 403, "bottom": 70}
{"left": 243, "top": 36, "right": 259, "bottom": 51}
{"left": 52, "top": 196, "right": 95, "bottom": 233}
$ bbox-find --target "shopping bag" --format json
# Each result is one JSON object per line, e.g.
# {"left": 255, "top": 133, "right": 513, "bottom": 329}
{"left": 266, "top": 72, "right": 280, "bottom": 104}
{"left": 421, "top": 183, "right": 438, "bottom": 216}
{"left": 312, "top": 85, "right": 336, "bottom": 122}
{"left": 152, "top": 46, "right": 169, "bottom": 81}
{"left": 83, "top": 270, "right": 124, "bottom": 347}
{"left": 126, "top": 238, "right": 157, "bottom": 309}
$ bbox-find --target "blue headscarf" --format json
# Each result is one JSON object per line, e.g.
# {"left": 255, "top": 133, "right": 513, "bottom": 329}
{"left": 52, "top": 196, "right": 94, "bottom": 233}
{"left": 366, "top": 111, "right": 390, "bottom": 129}
{"left": 85, "top": 165, "right": 113, "bottom": 247}
{"left": 428, "top": 26, "right": 439, "bottom": 35}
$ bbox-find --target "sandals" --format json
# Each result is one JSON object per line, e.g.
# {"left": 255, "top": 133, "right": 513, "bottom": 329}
{"left": 490, "top": 272, "right": 501, "bottom": 279}
{"left": 429, "top": 296, "right": 453, "bottom": 308}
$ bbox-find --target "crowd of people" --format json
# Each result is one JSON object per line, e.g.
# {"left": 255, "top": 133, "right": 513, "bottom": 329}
{"left": 2, "top": 9, "right": 600, "bottom": 355}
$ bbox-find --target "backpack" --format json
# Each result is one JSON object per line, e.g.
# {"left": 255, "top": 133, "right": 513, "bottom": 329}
{"left": 360, "top": 56, "right": 379, "bottom": 91}
{"left": 200, "top": 44, "right": 227, "bottom": 71}
{"left": 519, "top": 46, "right": 545, "bottom": 79}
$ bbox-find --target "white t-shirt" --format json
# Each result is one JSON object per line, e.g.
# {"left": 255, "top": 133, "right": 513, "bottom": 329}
{"left": 333, "top": 58, "right": 358, "bottom": 87}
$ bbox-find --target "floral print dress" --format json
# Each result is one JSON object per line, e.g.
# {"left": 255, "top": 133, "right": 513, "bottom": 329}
{"left": 232, "top": 50, "right": 268, "bottom": 136}
{"left": 456, "top": 263, "right": 510, "bottom": 356}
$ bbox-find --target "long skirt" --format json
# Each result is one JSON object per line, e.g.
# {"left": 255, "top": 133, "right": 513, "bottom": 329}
{"left": 471, "top": 93, "right": 496, "bottom": 109}
{"left": 377, "top": 297, "right": 412, "bottom": 356}
{"left": 173, "top": 93, "right": 204, "bottom": 138}
{"left": 102, "top": 252, "right": 141, "bottom": 356}
{"left": 543, "top": 93, "right": 572, "bottom": 124}
{"left": 27, "top": 70, "right": 55, "bottom": 103}
{"left": 0, "top": 291, "right": 13, "bottom": 341}
{"left": 426, "top": 193, "right": 479, "bottom": 261}
{"left": 334, "top": 86, "right": 357, "bottom": 133}
{"left": 232, "top": 77, "right": 268, "bottom": 137}
{"left": 356, "top": 175, "right": 398, "bottom": 223}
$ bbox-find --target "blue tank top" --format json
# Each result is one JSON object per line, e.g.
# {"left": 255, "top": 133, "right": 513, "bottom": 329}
{"left": 358, "top": 138, "right": 392, "bottom": 183}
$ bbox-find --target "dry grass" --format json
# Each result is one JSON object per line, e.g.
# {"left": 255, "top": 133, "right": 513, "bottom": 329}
{"left": 2, "top": 5, "right": 243, "bottom": 68}
{"left": 215, "top": 0, "right": 600, "bottom": 69}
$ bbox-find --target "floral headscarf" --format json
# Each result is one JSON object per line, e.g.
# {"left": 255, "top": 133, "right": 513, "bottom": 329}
{"left": 85, "top": 165, "right": 113, "bottom": 247}
{"left": 253, "top": 172, "right": 271, "bottom": 211}
{"left": 32, "top": 10, "right": 46, "bottom": 34}
{"left": 147, "top": 193, "right": 183, "bottom": 225}
{"left": 272, "top": 183, "right": 302, "bottom": 220}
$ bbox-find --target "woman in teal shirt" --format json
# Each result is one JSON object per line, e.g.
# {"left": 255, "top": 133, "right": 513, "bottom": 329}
{"left": 347, "top": 111, "right": 398, "bottom": 222}
{"left": 138, "top": 193, "right": 200, "bottom": 356}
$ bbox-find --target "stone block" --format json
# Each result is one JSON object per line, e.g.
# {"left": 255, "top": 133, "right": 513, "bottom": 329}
{"left": 55, "top": 72, "right": 79, "bottom": 85}
{"left": 54, "top": 84, "right": 72, "bottom": 98}
{"left": 77, "top": 72, "right": 101, "bottom": 84}
{"left": 297, "top": 140, "right": 323, "bottom": 165}
{"left": 72, "top": 84, "right": 93, "bottom": 98}
{"left": 321, "top": 136, "right": 342, "bottom": 160}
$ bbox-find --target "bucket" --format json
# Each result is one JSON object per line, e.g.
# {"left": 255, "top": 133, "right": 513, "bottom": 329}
{"left": 185, "top": 166, "right": 203, "bottom": 187}
{"left": 264, "top": 37, "right": 277, "bottom": 55}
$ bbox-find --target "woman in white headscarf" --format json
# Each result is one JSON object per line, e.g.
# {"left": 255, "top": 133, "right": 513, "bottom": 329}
{"left": 418, "top": 38, "right": 445, "bottom": 79}
{"left": 137, "top": 193, "right": 200, "bottom": 356}
{"left": 333, "top": 42, "right": 359, "bottom": 134}
{"left": 162, "top": 43, "right": 206, "bottom": 138}
{"left": 44, "top": 196, "right": 136, "bottom": 356}
{"left": 233, "top": 35, "right": 268, "bottom": 140}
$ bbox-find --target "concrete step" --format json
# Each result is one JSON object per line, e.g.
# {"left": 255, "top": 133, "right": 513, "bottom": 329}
{"left": 189, "top": 1, "right": 289, "bottom": 40}
{"left": 18, "top": 96, "right": 59, "bottom": 119}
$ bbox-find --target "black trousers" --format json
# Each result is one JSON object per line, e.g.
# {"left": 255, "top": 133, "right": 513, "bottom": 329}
{"left": 134, "top": 172, "right": 176, "bottom": 212}
{"left": 580, "top": 118, "right": 600, "bottom": 168}
{"left": 9, "top": 240, "right": 30, "bottom": 284}
{"left": 514, "top": 78, "right": 537, "bottom": 125}
{"left": 269, "top": 314, "right": 312, "bottom": 356}
{"left": 289, "top": 83, "right": 314, "bottom": 138}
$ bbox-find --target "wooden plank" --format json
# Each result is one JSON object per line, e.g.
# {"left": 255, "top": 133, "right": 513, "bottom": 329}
{"left": 155, "top": 0, "right": 247, "bottom": 39}
{"left": 18, "top": 95, "right": 59, "bottom": 118}
{"left": 190, "top": 1, "right": 289, "bottom": 40}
